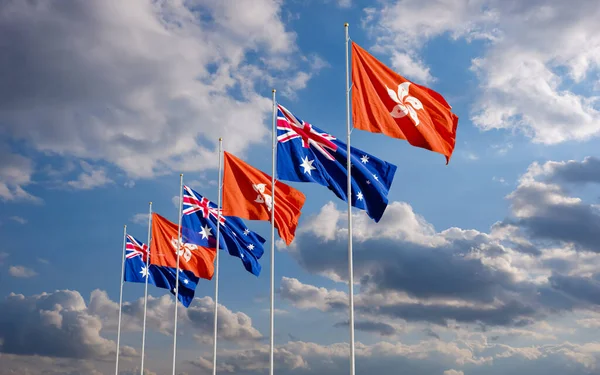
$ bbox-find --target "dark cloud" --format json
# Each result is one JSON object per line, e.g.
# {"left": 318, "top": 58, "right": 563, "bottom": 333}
{"left": 423, "top": 328, "right": 441, "bottom": 340}
{"left": 281, "top": 157, "right": 600, "bottom": 328}
{"left": 0, "top": 290, "right": 127, "bottom": 359}
{"left": 544, "top": 157, "right": 600, "bottom": 185}
{"left": 548, "top": 274, "right": 600, "bottom": 305}
{"left": 333, "top": 320, "right": 397, "bottom": 336}
{"left": 504, "top": 158, "right": 600, "bottom": 253}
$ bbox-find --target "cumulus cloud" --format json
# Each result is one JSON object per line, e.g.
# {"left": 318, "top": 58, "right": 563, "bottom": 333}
{"left": 363, "top": 0, "right": 600, "bottom": 144}
{"left": 0, "top": 290, "right": 129, "bottom": 359}
{"left": 88, "top": 290, "right": 262, "bottom": 343}
{"left": 0, "top": 0, "right": 322, "bottom": 185}
{"left": 0, "top": 288, "right": 263, "bottom": 373}
{"left": 281, "top": 156, "right": 600, "bottom": 328}
{"left": 504, "top": 157, "right": 600, "bottom": 253}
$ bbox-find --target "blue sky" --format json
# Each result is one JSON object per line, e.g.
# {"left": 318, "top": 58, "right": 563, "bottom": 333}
{"left": 1, "top": 0, "right": 600, "bottom": 374}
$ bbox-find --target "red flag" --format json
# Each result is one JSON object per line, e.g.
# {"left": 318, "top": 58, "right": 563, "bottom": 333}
{"left": 351, "top": 41, "right": 459, "bottom": 163}
{"left": 149, "top": 212, "right": 216, "bottom": 280}
{"left": 221, "top": 151, "right": 306, "bottom": 246}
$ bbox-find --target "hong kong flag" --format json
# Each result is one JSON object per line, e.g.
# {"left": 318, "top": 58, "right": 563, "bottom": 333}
{"left": 221, "top": 151, "right": 306, "bottom": 246}
{"left": 351, "top": 41, "right": 459, "bottom": 163}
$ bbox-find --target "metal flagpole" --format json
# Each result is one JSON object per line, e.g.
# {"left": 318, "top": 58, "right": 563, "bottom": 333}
{"left": 213, "top": 138, "right": 223, "bottom": 375}
{"left": 115, "top": 224, "right": 127, "bottom": 375}
{"left": 172, "top": 174, "right": 184, "bottom": 375}
{"left": 270, "top": 89, "right": 277, "bottom": 375}
{"left": 140, "top": 202, "right": 153, "bottom": 375}
{"left": 344, "top": 22, "right": 356, "bottom": 375}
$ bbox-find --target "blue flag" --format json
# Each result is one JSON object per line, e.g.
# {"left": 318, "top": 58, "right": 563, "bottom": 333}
{"left": 124, "top": 234, "right": 199, "bottom": 308}
{"left": 276, "top": 104, "right": 397, "bottom": 222}
{"left": 181, "top": 185, "right": 265, "bottom": 276}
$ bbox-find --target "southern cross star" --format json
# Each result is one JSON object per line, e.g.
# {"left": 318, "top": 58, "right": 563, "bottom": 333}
{"left": 200, "top": 224, "right": 212, "bottom": 239}
{"left": 300, "top": 155, "right": 316, "bottom": 175}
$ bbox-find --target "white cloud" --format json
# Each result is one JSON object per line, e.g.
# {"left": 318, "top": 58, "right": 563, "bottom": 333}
{"left": 8, "top": 266, "right": 37, "bottom": 278}
{"left": 363, "top": 0, "right": 600, "bottom": 144}
{"left": 0, "top": 143, "right": 41, "bottom": 203}
{"left": 66, "top": 161, "right": 113, "bottom": 190}
{"left": 9, "top": 216, "right": 27, "bottom": 224}
{"left": 443, "top": 370, "right": 464, "bottom": 375}
{"left": 130, "top": 213, "right": 150, "bottom": 225}
{"left": 0, "top": 0, "right": 319, "bottom": 183}
{"left": 88, "top": 290, "right": 262, "bottom": 342}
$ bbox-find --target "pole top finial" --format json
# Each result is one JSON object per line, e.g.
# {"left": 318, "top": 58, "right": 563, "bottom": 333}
{"left": 180, "top": 173, "right": 183, "bottom": 177}
{"left": 272, "top": 88, "right": 276, "bottom": 93}
{"left": 219, "top": 137, "right": 222, "bottom": 141}
{"left": 344, "top": 22, "right": 349, "bottom": 27}
{"left": 124, "top": 224, "right": 127, "bottom": 228}
{"left": 149, "top": 201, "right": 152, "bottom": 205}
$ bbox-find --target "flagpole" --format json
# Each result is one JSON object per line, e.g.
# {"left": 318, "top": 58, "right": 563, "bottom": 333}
{"left": 140, "top": 202, "right": 153, "bottom": 375}
{"left": 270, "top": 88, "right": 277, "bottom": 375}
{"left": 213, "top": 138, "right": 223, "bottom": 375}
{"left": 344, "top": 22, "right": 356, "bottom": 375}
{"left": 172, "top": 173, "right": 184, "bottom": 375}
{"left": 115, "top": 224, "right": 127, "bottom": 375}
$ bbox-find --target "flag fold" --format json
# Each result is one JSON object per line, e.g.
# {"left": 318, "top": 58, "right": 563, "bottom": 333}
{"left": 276, "top": 104, "right": 396, "bottom": 222}
{"left": 124, "top": 234, "right": 199, "bottom": 307}
{"left": 182, "top": 185, "right": 265, "bottom": 276}
{"left": 351, "top": 41, "right": 459, "bottom": 163}
{"left": 149, "top": 213, "right": 216, "bottom": 280}
{"left": 221, "top": 151, "right": 306, "bottom": 246}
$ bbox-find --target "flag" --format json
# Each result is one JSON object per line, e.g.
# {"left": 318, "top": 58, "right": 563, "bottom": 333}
{"left": 124, "top": 234, "right": 199, "bottom": 307}
{"left": 351, "top": 41, "right": 459, "bottom": 163}
{"left": 221, "top": 151, "right": 306, "bottom": 246}
{"left": 276, "top": 104, "right": 397, "bottom": 222}
{"left": 182, "top": 185, "right": 266, "bottom": 276}
{"left": 149, "top": 213, "right": 216, "bottom": 280}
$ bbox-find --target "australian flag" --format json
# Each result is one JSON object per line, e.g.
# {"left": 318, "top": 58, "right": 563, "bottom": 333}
{"left": 123, "top": 234, "right": 199, "bottom": 308}
{"left": 276, "top": 104, "right": 397, "bottom": 222}
{"left": 181, "top": 185, "right": 265, "bottom": 276}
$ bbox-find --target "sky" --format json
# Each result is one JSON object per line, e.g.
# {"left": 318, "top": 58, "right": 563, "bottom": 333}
{"left": 1, "top": 0, "right": 600, "bottom": 374}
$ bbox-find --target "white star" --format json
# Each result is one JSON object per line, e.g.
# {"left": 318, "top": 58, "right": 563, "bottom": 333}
{"left": 247, "top": 244, "right": 255, "bottom": 251}
{"left": 183, "top": 278, "right": 189, "bottom": 285}
{"left": 200, "top": 224, "right": 213, "bottom": 239}
{"left": 373, "top": 174, "right": 379, "bottom": 181}
{"left": 361, "top": 155, "right": 369, "bottom": 164}
{"left": 243, "top": 229, "right": 250, "bottom": 235}
{"left": 300, "top": 156, "right": 317, "bottom": 175}
{"left": 357, "top": 192, "right": 364, "bottom": 201}
{"left": 240, "top": 253, "right": 245, "bottom": 258}
{"left": 366, "top": 180, "right": 371, "bottom": 185}
{"left": 140, "top": 266, "right": 149, "bottom": 277}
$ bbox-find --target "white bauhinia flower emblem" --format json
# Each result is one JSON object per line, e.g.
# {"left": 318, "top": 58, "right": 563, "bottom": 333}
{"left": 253, "top": 183, "right": 273, "bottom": 211}
{"left": 170, "top": 237, "right": 198, "bottom": 263}
{"left": 386, "top": 82, "right": 424, "bottom": 126}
